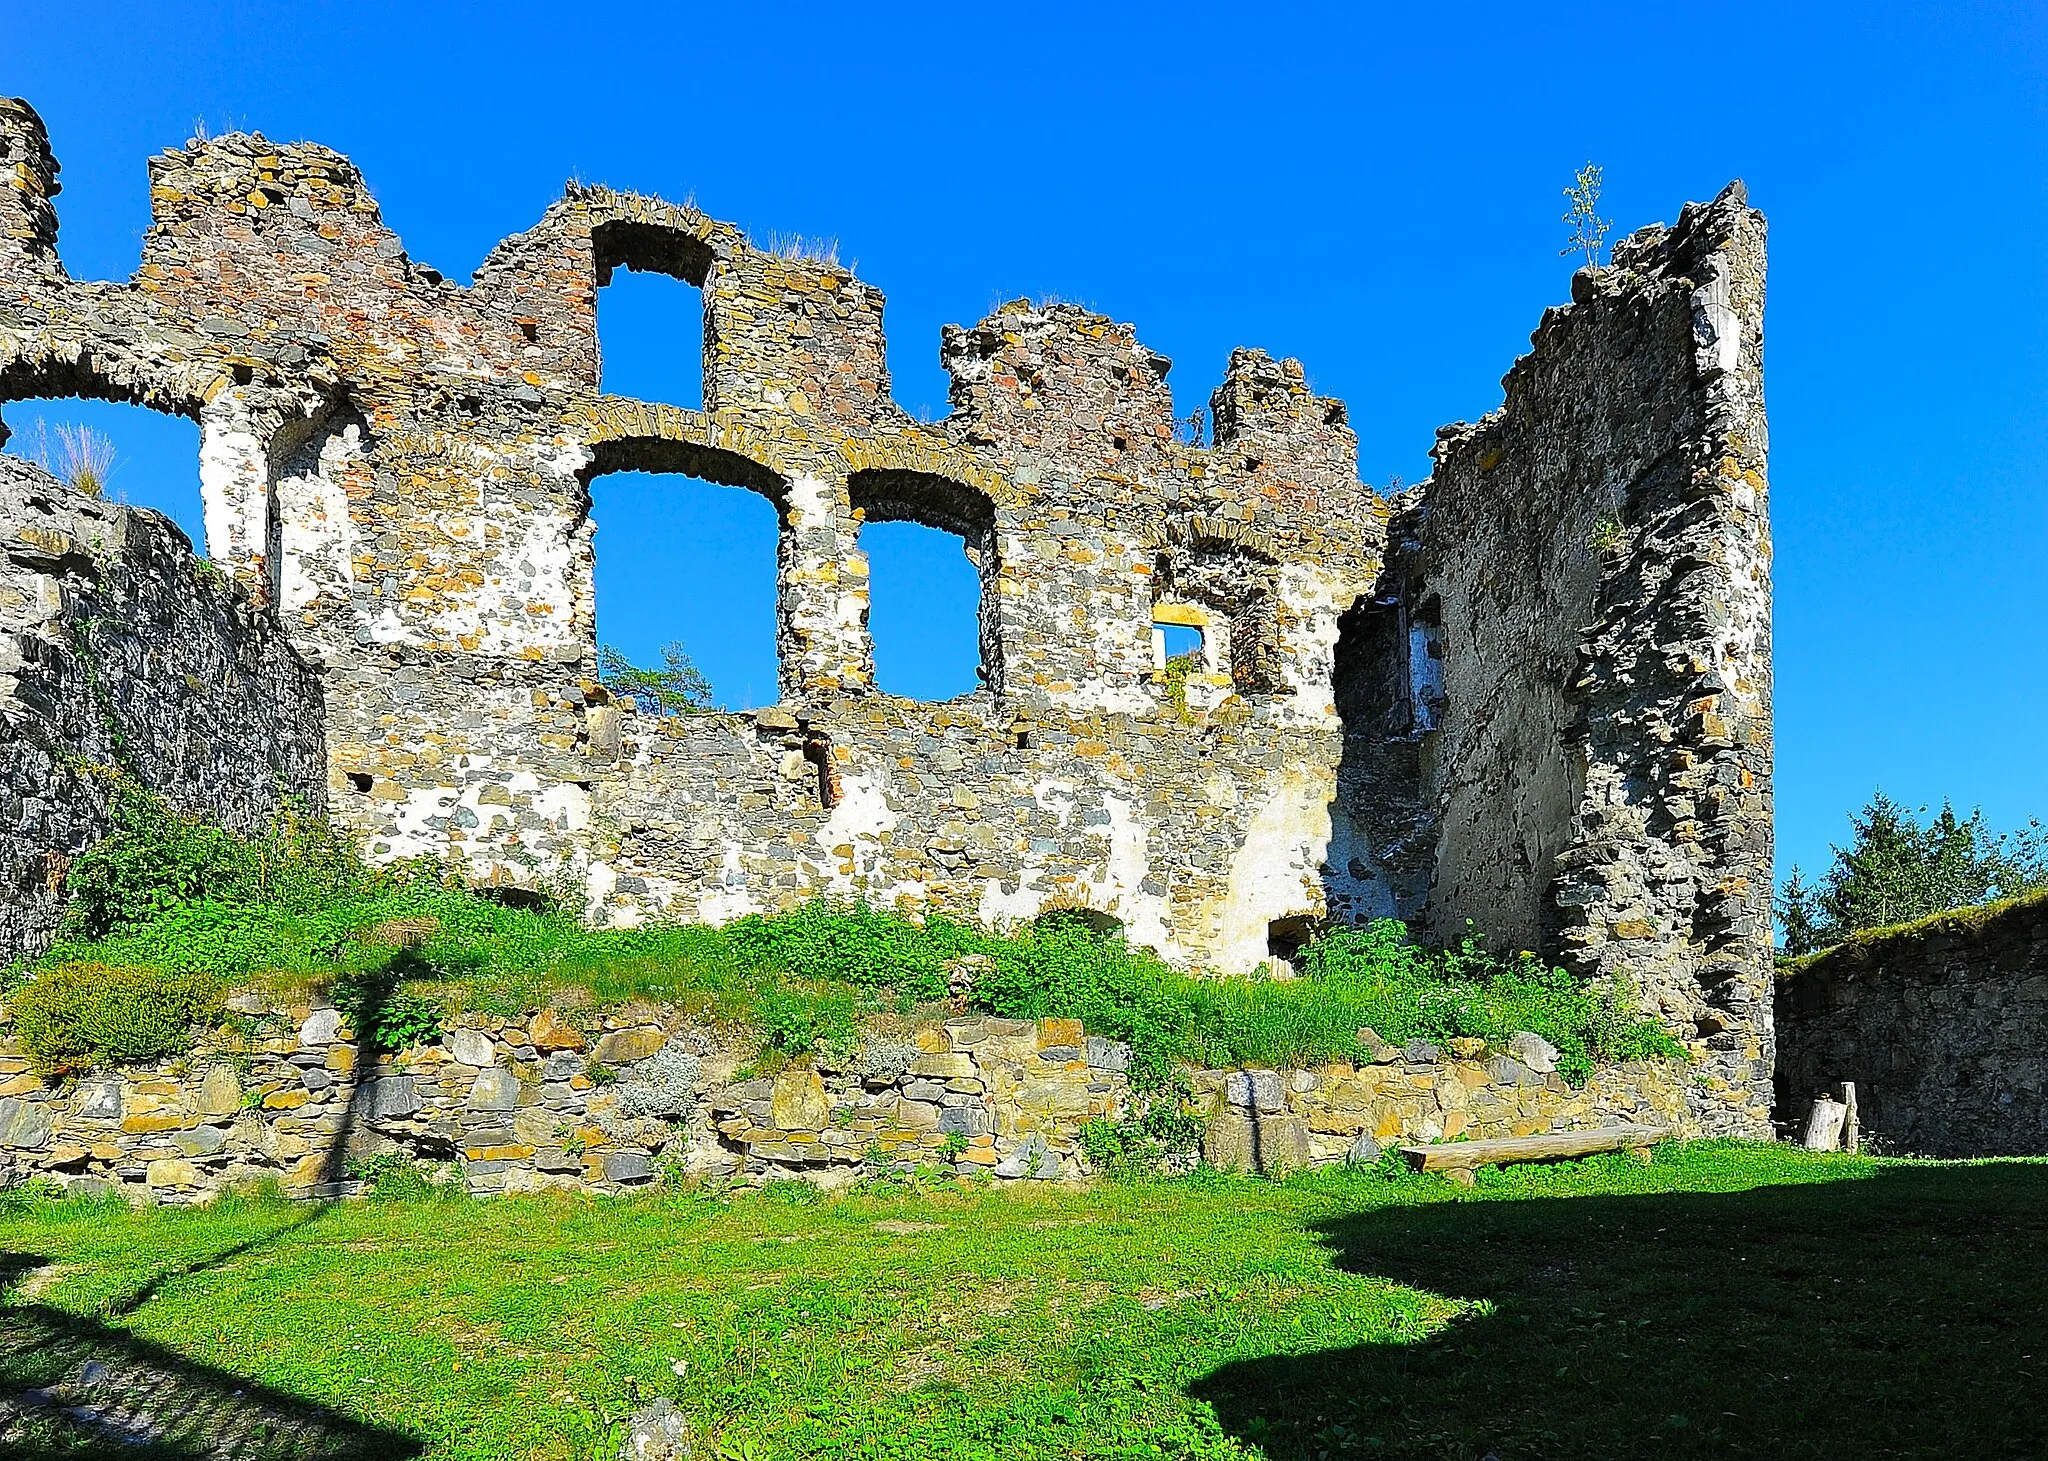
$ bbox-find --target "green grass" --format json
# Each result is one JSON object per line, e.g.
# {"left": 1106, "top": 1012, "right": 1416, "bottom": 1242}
{"left": 4, "top": 1144, "right": 2044, "bottom": 1459}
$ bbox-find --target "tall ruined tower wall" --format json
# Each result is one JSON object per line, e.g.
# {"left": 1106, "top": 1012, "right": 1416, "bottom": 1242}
{"left": 0, "top": 100, "right": 1771, "bottom": 1130}
{"left": 1399, "top": 187, "right": 1774, "bottom": 1132}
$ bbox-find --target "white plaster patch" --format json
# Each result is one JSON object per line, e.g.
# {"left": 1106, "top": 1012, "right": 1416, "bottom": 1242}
{"left": 1212, "top": 767, "right": 1335, "bottom": 971}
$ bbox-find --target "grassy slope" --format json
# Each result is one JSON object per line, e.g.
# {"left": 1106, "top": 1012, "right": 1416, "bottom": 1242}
{"left": 4, "top": 1145, "right": 2045, "bottom": 1460}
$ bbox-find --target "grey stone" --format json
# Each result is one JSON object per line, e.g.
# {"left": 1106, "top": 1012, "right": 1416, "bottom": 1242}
{"left": 299, "top": 1009, "right": 343, "bottom": 1046}
{"left": 938, "top": 1104, "right": 989, "bottom": 1136}
{"left": 468, "top": 1069, "right": 520, "bottom": 1111}
{"left": 362, "top": 1076, "right": 423, "bottom": 1120}
{"left": 900, "top": 1080, "right": 946, "bottom": 1102}
{"left": 443, "top": 1028, "right": 496, "bottom": 1068}
{"left": 602, "top": 1151, "right": 655, "bottom": 1183}
{"left": 0, "top": 1098, "right": 53, "bottom": 1149}
{"left": 1222, "top": 1069, "right": 1285, "bottom": 1113}
{"left": 1345, "top": 1132, "right": 1384, "bottom": 1166}
{"left": 74, "top": 1081, "right": 121, "bottom": 1120}
{"left": 1484, "top": 1055, "right": 1542, "bottom": 1088}
{"left": 1083, "top": 1036, "right": 1130, "bottom": 1072}
{"left": 1507, "top": 1031, "right": 1560, "bottom": 1075}
{"left": 620, "top": 1396, "right": 690, "bottom": 1460}
{"left": 1403, "top": 1040, "right": 1441, "bottom": 1065}
{"left": 172, "top": 1124, "right": 229, "bottom": 1157}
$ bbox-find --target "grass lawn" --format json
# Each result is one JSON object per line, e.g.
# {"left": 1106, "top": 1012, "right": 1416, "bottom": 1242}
{"left": 2, "top": 1142, "right": 2044, "bottom": 1460}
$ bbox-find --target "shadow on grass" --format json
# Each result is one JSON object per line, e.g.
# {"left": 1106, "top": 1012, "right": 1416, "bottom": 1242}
{"left": 0, "top": 1252, "right": 422, "bottom": 1458}
{"left": 1192, "top": 1161, "right": 2048, "bottom": 1460}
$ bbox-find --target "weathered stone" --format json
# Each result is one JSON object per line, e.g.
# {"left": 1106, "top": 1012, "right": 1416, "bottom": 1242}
{"left": 172, "top": 1124, "right": 229, "bottom": 1157}
{"left": 1201, "top": 1111, "right": 1310, "bottom": 1175}
{"left": 299, "top": 1009, "right": 343, "bottom": 1047}
{"left": 0, "top": 1098, "right": 53, "bottom": 1149}
{"left": 443, "top": 1028, "right": 496, "bottom": 1068}
{"left": 621, "top": 1397, "right": 690, "bottom": 1460}
{"left": 194, "top": 1064, "right": 242, "bottom": 1117}
{"left": 602, "top": 1151, "right": 656, "bottom": 1183}
{"left": 1222, "top": 1069, "right": 1285, "bottom": 1113}
{"left": 769, "top": 1068, "right": 832, "bottom": 1131}
{"left": 145, "top": 1157, "right": 200, "bottom": 1187}
{"left": 468, "top": 1069, "right": 520, "bottom": 1111}
{"left": 74, "top": 1081, "right": 121, "bottom": 1120}
{"left": 1507, "top": 1032, "right": 1560, "bottom": 1075}
{"left": 594, "top": 1029, "right": 665, "bottom": 1065}
{"left": 528, "top": 1009, "right": 587, "bottom": 1052}
{"left": 363, "top": 1076, "right": 423, "bottom": 1120}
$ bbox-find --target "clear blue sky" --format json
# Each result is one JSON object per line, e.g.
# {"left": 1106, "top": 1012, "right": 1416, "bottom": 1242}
{"left": 4, "top": 0, "right": 2045, "bottom": 892}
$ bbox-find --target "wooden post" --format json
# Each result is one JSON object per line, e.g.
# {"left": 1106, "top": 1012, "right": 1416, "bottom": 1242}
{"left": 1802, "top": 1095, "right": 1847, "bottom": 1152}
{"left": 1835, "top": 1081, "right": 1860, "bottom": 1155}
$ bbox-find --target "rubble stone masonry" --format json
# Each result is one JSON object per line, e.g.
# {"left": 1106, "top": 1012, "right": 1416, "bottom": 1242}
{"left": 0, "top": 99, "right": 1772, "bottom": 1132}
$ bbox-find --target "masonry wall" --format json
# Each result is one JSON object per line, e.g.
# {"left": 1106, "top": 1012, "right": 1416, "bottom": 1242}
{"left": 1360, "top": 186, "right": 1775, "bottom": 1135}
{"left": 0, "top": 993, "right": 1688, "bottom": 1202}
{"left": 0, "top": 97, "right": 1774, "bottom": 1120}
{"left": 1776, "top": 896, "right": 2048, "bottom": 1157}
{"left": 0, "top": 456, "right": 326, "bottom": 961}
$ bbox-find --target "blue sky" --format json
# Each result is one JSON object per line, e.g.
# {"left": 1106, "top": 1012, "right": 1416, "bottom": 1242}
{"left": 3, "top": 0, "right": 2045, "bottom": 890}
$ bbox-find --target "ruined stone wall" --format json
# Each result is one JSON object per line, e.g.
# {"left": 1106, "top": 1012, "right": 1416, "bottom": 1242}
{"left": 0, "top": 97, "right": 1773, "bottom": 1103}
{"left": 1351, "top": 186, "right": 1773, "bottom": 1135}
{"left": 0, "top": 995, "right": 1686, "bottom": 1203}
{"left": 1776, "top": 897, "right": 2048, "bottom": 1157}
{"left": 0, "top": 456, "right": 325, "bottom": 960}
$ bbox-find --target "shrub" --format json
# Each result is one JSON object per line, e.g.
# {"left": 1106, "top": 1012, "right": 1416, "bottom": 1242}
{"left": 329, "top": 972, "right": 445, "bottom": 1054}
{"left": 11, "top": 962, "right": 224, "bottom": 1078}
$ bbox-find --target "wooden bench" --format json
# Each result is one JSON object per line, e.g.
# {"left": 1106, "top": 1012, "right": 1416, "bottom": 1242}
{"left": 1399, "top": 1124, "right": 1669, "bottom": 1185}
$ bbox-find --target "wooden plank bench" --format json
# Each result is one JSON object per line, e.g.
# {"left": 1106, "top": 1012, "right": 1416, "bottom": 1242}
{"left": 1399, "top": 1124, "right": 1669, "bottom": 1185}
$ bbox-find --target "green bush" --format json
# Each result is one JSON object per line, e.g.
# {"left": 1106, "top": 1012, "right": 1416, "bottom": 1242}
{"left": 10, "top": 961, "right": 224, "bottom": 1078}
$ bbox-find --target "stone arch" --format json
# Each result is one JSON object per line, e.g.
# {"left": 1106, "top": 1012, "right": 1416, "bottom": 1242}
{"left": 847, "top": 467, "right": 1002, "bottom": 700}
{"left": 582, "top": 437, "right": 791, "bottom": 705}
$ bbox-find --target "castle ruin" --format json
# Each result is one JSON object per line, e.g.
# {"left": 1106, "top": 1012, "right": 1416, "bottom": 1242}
{"left": 0, "top": 99, "right": 1774, "bottom": 1133}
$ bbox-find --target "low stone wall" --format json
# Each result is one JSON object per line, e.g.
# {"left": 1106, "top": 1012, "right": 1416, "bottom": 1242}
{"left": 1776, "top": 895, "right": 2048, "bottom": 1157}
{"left": 1195, "top": 1038, "right": 1690, "bottom": 1172}
{"left": 0, "top": 994, "right": 1691, "bottom": 1202}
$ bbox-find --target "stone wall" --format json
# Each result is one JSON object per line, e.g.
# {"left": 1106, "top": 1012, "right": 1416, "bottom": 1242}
{"left": 0, "top": 97, "right": 1772, "bottom": 1127}
{"left": 0, "top": 996, "right": 1688, "bottom": 1202}
{"left": 1339, "top": 185, "right": 1775, "bottom": 1135}
{"left": 0, "top": 454, "right": 325, "bottom": 961}
{"left": 1776, "top": 896, "right": 2048, "bottom": 1157}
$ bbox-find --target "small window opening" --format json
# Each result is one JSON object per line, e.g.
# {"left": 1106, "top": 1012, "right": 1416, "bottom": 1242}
{"left": 346, "top": 772, "right": 373, "bottom": 795}
{"left": 589, "top": 469, "right": 778, "bottom": 710}
{"left": 479, "top": 886, "right": 550, "bottom": 911}
{"left": 1, "top": 397, "right": 205, "bottom": 552}
{"left": 596, "top": 265, "right": 705, "bottom": 409}
{"left": 1152, "top": 602, "right": 1225, "bottom": 714}
{"left": 1244, "top": 456, "right": 1262, "bottom": 473}
{"left": 802, "top": 731, "right": 838, "bottom": 810}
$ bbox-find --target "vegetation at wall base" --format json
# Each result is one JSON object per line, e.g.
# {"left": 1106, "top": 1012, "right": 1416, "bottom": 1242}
{"left": 5, "top": 781, "right": 1679, "bottom": 1081}
{"left": 4, "top": 1145, "right": 2045, "bottom": 1459}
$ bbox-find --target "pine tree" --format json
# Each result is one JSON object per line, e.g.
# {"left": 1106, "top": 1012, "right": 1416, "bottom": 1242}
{"left": 1778, "top": 793, "right": 2048, "bottom": 953}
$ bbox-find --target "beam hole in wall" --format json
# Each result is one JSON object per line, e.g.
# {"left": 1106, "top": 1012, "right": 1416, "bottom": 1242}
{"left": 345, "top": 772, "right": 373, "bottom": 795}
{"left": 0, "top": 397, "right": 205, "bottom": 552}
{"left": 586, "top": 467, "right": 780, "bottom": 710}
{"left": 593, "top": 220, "right": 713, "bottom": 411}
{"left": 849, "top": 469, "right": 1000, "bottom": 702}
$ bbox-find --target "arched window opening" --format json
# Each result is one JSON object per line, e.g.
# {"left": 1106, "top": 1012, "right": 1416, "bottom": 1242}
{"left": 587, "top": 468, "right": 780, "bottom": 711}
{"left": 594, "top": 221, "right": 712, "bottom": 410}
{"left": 849, "top": 469, "right": 999, "bottom": 702}
{"left": 0, "top": 397, "right": 204, "bottom": 551}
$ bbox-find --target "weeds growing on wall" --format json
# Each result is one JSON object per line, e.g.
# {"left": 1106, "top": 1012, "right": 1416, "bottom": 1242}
{"left": 7, "top": 781, "right": 1680, "bottom": 1082}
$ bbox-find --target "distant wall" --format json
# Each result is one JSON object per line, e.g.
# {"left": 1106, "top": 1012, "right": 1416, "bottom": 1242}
{"left": 1776, "top": 896, "right": 2048, "bottom": 1157}
{"left": 0, "top": 456, "right": 325, "bottom": 961}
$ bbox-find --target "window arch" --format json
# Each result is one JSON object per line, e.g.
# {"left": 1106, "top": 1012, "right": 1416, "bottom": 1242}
{"left": 848, "top": 468, "right": 1001, "bottom": 701}
{"left": 583, "top": 440, "right": 787, "bottom": 711}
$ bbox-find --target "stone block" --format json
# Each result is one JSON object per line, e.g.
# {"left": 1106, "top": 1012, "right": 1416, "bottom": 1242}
{"left": 594, "top": 1028, "right": 666, "bottom": 1064}
{"left": 1222, "top": 1069, "right": 1285, "bottom": 1113}
{"left": 1082, "top": 1036, "right": 1131, "bottom": 1072}
{"left": 145, "top": 1157, "right": 200, "bottom": 1188}
{"left": 74, "top": 1081, "right": 122, "bottom": 1120}
{"left": 913, "top": 1052, "right": 975, "bottom": 1080}
{"left": 468, "top": 1069, "right": 520, "bottom": 1111}
{"left": 172, "top": 1124, "right": 229, "bottom": 1157}
{"left": 443, "top": 1028, "right": 496, "bottom": 1067}
{"left": 1037, "top": 1019, "right": 1085, "bottom": 1049}
{"left": 769, "top": 1068, "right": 832, "bottom": 1131}
{"left": 299, "top": 1009, "right": 343, "bottom": 1046}
{"left": 0, "top": 1098, "right": 53, "bottom": 1149}
{"left": 1507, "top": 1031, "right": 1560, "bottom": 1074}
{"left": 529, "top": 1009, "right": 587, "bottom": 1052}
